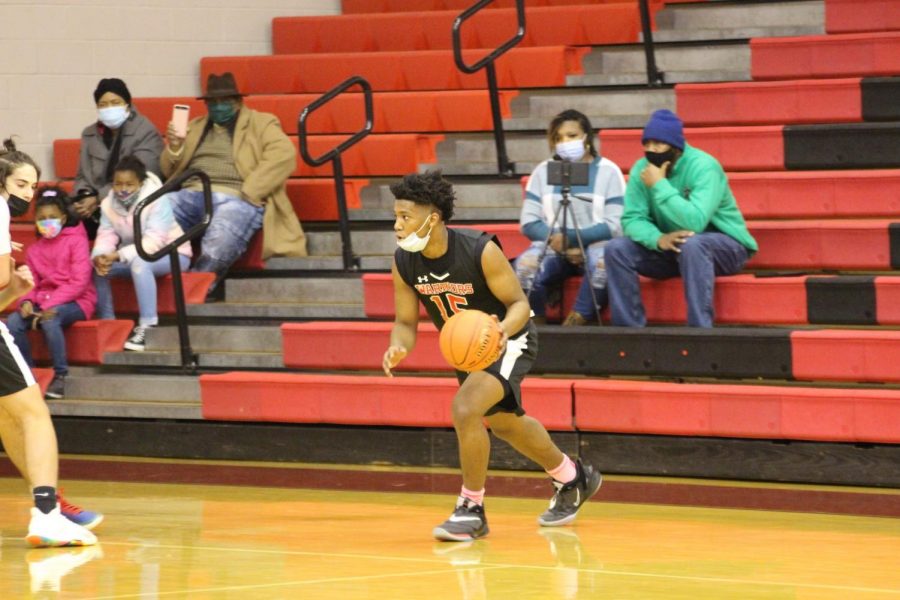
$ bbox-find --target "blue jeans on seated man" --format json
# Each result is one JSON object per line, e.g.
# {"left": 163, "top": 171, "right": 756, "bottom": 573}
{"left": 605, "top": 232, "right": 750, "bottom": 328}
{"left": 6, "top": 301, "right": 85, "bottom": 376}
{"left": 167, "top": 190, "right": 265, "bottom": 293}
{"left": 94, "top": 254, "right": 192, "bottom": 327}
{"left": 515, "top": 241, "right": 608, "bottom": 321}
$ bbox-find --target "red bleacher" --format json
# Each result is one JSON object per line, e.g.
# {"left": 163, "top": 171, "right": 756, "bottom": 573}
{"left": 200, "top": 372, "right": 575, "bottom": 431}
{"left": 791, "top": 329, "right": 900, "bottom": 383}
{"left": 135, "top": 91, "right": 518, "bottom": 135}
{"left": 676, "top": 78, "right": 863, "bottom": 126}
{"left": 452, "top": 221, "right": 898, "bottom": 271}
{"left": 826, "top": 0, "right": 900, "bottom": 34}
{"left": 109, "top": 273, "right": 215, "bottom": 315}
{"left": 25, "top": 320, "right": 133, "bottom": 364}
{"left": 574, "top": 379, "right": 900, "bottom": 443}
{"left": 600, "top": 126, "right": 785, "bottom": 172}
{"left": 751, "top": 32, "right": 900, "bottom": 80}
{"left": 340, "top": 0, "right": 646, "bottom": 15}
{"left": 273, "top": 4, "right": 640, "bottom": 54}
{"left": 199, "top": 46, "right": 590, "bottom": 95}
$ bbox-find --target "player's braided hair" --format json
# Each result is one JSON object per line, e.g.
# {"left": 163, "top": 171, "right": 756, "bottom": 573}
{"left": 389, "top": 170, "right": 455, "bottom": 222}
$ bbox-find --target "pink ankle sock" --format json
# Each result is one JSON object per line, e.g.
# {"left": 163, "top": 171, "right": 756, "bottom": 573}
{"left": 547, "top": 455, "right": 578, "bottom": 484}
{"left": 461, "top": 486, "right": 485, "bottom": 506}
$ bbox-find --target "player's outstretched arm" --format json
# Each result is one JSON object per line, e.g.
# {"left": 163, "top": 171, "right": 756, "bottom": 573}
{"left": 482, "top": 240, "right": 530, "bottom": 336}
{"left": 384, "top": 259, "right": 419, "bottom": 377}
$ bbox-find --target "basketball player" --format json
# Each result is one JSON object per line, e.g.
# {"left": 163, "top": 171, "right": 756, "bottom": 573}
{"left": 0, "top": 139, "right": 97, "bottom": 547}
{"left": 382, "top": 171, "right": 602, "bottom": 542}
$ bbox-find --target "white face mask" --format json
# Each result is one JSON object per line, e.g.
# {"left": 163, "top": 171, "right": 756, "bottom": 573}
{"left": 555, "top": 137, "right": 587, "bottom": 162}
{"left": 98, "top": 106, "right": 129, "bottom": 129}
{"left": 397, "top": 214, "right": 436, "bottom": 253}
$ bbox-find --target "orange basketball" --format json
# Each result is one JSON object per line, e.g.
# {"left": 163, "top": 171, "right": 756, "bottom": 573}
{"left": 439, "top": 309, "right": 504, "bottom": 372}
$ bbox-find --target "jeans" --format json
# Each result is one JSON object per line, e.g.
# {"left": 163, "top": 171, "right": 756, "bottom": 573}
{"left": 605, "top": 233, "right": 750, "bottom": 328}
{"left": 514, "top": 241, "right": 608, "bottom": 320}
{"left": 168, "top": 190, "right": 264, "bottom": 283}
{"left": 6, "top": 301, "right": 86, "bottom": 376}
{"left": 94, "top": 254, "right": 191, "bottom": 326}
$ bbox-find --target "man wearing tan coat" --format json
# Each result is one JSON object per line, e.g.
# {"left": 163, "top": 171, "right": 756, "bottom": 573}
{"left": 161, "top": 72, "right": 307, "bottom": 300}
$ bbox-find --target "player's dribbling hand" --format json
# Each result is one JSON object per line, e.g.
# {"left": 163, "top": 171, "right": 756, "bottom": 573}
{"left": 10, "top": 265, "right": 34, "bottom": 296}
{"left": 10, "top": 241, "right": 23, "bottom": 252}
{"left": 382, "top": 345, "right": 408, "bottom": 377}
{"left": 491, "top": 315, "right": 508, "bottom": 357}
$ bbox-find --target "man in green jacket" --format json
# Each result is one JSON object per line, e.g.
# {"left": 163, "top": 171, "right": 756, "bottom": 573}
{"left": 605, "top": 109, "right": 757, "bottom": 327}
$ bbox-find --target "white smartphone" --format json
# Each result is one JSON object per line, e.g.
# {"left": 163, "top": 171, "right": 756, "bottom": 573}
{"left": 172, "top": 104, "right": 190, "bottom": 138}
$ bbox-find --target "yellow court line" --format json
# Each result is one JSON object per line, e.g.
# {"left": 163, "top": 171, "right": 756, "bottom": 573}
{"left": 95, "top": 540, "right": 900, "bottom": 596}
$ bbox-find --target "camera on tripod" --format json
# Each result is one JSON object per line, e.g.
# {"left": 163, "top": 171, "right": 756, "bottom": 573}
{"left": 546, "top": 160, "right": 589, "bottom": 188}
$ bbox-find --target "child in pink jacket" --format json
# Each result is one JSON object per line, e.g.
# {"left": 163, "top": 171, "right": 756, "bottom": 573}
{"left": 5, "top": 187, "right": 95, "bottom": 399}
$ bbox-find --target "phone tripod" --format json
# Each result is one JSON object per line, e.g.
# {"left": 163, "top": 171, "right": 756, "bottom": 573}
{"left": 524, "top": 174, "right": 602, "bottom": 324}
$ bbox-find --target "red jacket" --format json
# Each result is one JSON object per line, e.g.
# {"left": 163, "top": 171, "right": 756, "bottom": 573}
{"left": 19, "top": 223, "right": 96, "bottom": 319}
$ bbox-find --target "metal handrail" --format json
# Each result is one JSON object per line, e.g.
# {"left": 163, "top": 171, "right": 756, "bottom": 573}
{"left": 299, "top": 76, "right": 374, "bottom": 271}
{"left": 639, "top": 0, "right": 665, "bottom": 87}
{"left": 452, "top": 0, "right": 525, "bottom": 177}
{"left": 133, "top": 169, "right": 212, "bottom": 372}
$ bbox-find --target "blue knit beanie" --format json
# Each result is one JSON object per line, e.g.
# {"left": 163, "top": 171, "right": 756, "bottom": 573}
{"left": 642, "top": 109, "right": 684, "bottom": 150}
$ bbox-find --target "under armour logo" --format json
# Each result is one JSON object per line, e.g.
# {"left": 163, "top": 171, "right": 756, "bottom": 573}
{"left": 417, "top": 275, "right": 429, "bottom": 283}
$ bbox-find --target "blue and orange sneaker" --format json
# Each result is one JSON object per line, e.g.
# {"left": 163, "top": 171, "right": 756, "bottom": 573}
{"left": 57, "top": 491, "right": 104, "bottom": 531}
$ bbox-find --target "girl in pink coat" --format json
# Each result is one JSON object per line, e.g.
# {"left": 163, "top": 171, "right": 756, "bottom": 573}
{"left": 5, "top": 187, "right": 95, "bottom": 400}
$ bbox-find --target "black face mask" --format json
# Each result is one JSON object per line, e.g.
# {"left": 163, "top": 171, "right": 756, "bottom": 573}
{"left": 645, "top": 149, "right": 677, "bottom": 169}
{"left": 7, "top": 194, "right": 29, "bottom": 217}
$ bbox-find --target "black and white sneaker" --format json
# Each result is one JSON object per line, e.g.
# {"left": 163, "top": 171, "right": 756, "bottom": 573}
{"left": 538, "top": 458, "right": 603, "bottom": 527}
{"left": 123, "top": 325, "right": 152, "bottom": 352}
{"left": 433, "top": 497, "right": 489, "bottom": 542}
{"left": 44, "top": 374, "right": 65, "bottom": 399}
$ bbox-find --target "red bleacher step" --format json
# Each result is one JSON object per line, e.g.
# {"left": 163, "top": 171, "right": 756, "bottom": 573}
{"left": 273, "top": 4, "right": 640, "bottom": 54}
{"left": 791, "top": 329, "right": 900, "bottom": 383}
{"left": 574, "top": 379, "right": 900, "bottom": 443}
{"left": 200, "top": 46, "right": 589, "bottom": 95}
{"left": 110, "top": 273, "right": 215, "bottom": 315}
{"left": 55, "top": 135, "right": 442, "bottom": 180}
{"left": 341, "top": 0, "right": 644, "bottom": 13}
{"left": 676, "top": 79, "right": 863, "bottom": 126}
{"left": 751, "top": 32, "right": 900, "bottom": 80}
{"left": 826, "top": 0, "right": 900, "bottom": 34}
{"left": 26, "top": 320, "right": 133, "bottom": 364}
{"left": 200, "top": 372, "right": 574, "bottom": 430}
{"left": 729, "top": 170, "right": 900, "bottom": 219}
{"left": 600, "top": 126, "right": 785, "bottom": 173}
{"left": 135, "top": 92, "right": 518, "bottom": 136}
{"left": 464, "top": 221, "right": 898, "bottom": 271}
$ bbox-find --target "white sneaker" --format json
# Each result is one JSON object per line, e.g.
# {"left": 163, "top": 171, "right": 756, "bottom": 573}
{"left": 26, "top": 506, "right": 98, "bottom": 548}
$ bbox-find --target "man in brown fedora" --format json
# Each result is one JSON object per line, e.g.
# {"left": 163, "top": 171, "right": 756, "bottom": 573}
{"left": 161, "top": 72, "right": 307, "bottom": 300}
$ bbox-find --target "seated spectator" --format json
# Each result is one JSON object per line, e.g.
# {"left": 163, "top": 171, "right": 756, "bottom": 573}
{"left": 5, "top": 187, "right": 95, "bottom": 400}
{"left": 605, "top": 109, "right": 758, "bottom": 328}
{"left": 161, "top": 72, "right": 307, "bottom": 301}
{"left": 92, "top": 155, "right": 191, "bottom": 351}
{"left": 73, "top": 78, "right": 163, "bottom": 241}
{"left": 514, "top": 109, "right": 624, "bottom": 326}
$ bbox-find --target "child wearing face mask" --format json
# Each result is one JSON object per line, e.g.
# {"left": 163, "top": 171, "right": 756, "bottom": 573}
{"left": 92, "top": 155, "right": 191, "bottom": 352}
{"left": 5, "top": 187, "right": 95, "bottom": 400}
{"left": 514, "top": 109, "right": 626, "bottom": 326}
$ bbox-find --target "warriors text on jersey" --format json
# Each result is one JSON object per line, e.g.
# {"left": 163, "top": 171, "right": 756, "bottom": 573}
{"left": 395, "top": 228, "right": 512, "bottom": 331}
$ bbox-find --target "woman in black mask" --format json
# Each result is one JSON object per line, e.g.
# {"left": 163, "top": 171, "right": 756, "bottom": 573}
{"left": 0, "top": 138, "right": 99, "bottom": 548}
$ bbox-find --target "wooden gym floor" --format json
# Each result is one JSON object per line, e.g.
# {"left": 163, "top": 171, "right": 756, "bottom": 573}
{"left": 0, "top": 457, "right": 898, "bottom": 599}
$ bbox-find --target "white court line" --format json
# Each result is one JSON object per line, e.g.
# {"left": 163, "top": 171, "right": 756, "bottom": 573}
{"left": 92, "top": 540, "right": 900, "bottom": 596}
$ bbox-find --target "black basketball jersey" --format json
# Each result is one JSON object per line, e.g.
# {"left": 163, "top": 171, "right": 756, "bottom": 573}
{"left": 395, "top": 228, "right": 508, "bottom": 331}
